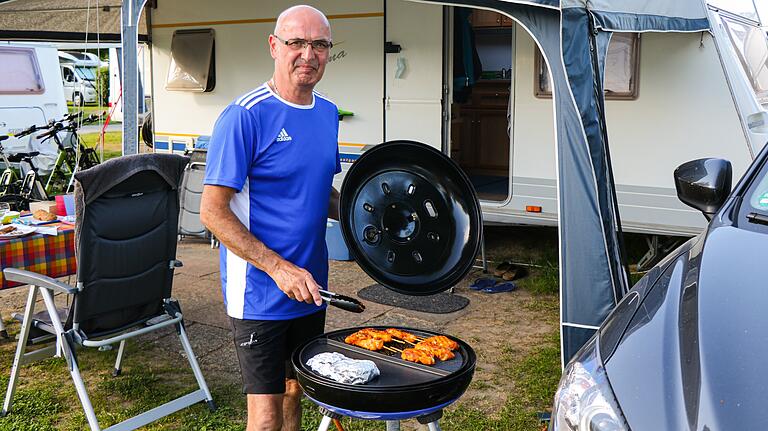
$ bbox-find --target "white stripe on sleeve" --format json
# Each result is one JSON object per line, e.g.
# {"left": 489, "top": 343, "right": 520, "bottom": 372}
{"left": 225, "top": 181, "right": 251, "bottom": 319}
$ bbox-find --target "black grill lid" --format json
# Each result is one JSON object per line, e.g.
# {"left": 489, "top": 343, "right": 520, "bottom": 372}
{"left": 339, "top": 140, "right": 482, "bottom": 295}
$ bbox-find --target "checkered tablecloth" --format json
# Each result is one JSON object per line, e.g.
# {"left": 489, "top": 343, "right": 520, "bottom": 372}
{"left": 0, "top": 223, "right": 76, "bottom": 290}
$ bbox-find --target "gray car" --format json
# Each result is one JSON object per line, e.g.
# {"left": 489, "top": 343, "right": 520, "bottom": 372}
{"left": 550, "top": 143, "right": 768, "bottom": 430}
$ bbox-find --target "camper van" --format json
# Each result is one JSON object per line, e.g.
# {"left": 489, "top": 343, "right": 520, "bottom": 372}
{"left": 145, "top": 0, "right": 768, "bottom": 238}
{"left": 58, "top": 51, "right": 100, "bottom": 106}
{"left": 0, "top": 43, "right": 68, "bottom": 139}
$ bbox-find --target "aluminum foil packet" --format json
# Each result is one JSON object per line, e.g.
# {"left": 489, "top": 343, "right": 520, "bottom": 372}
{"left": 307, "top": 352, "right": 380, "bottom": 385}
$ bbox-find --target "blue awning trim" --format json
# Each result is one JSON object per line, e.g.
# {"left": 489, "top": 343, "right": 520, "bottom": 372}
{"left": 590, "top": 10, "right": 710, "bottom": 32}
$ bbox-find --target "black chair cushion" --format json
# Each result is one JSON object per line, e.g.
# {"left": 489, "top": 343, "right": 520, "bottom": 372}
{"left": 71, "top": 155, "right": 187, "bottom": 337}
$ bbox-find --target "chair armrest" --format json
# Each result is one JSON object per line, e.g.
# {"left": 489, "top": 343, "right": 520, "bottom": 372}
{"left": 2, "top": 268, "right": 77, "bottom": 294}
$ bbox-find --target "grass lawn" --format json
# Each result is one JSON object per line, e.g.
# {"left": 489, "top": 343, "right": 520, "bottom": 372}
{"left": 67, "top": 105, "right": 119, "bottom": 123}
{"left": 80, "top": 132, "right": 138, "bottom": 161}
{"left": 80, "top": 131, "right": 122, "bottom": 160}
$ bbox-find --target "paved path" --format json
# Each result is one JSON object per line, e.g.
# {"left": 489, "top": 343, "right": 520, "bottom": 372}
{"left": 79, "top": 123, "right": 121, "bottom": 134}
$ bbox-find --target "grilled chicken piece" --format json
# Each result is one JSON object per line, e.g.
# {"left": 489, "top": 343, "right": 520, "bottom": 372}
{"left": 345, "top": 336, "right": 384, "bottom": 351}
{"left": 422, "top": 335, "right": 459, "bottom": 351}
{"left": 358, "top": 328, "right": 393, "bottom": 342}
{"left": 414, "top": 342, "right": 455, "bottom": 361}
{"left": 401, "top": 348, "right": 435, "bottom": 365}
{"left": 345, "top": 332, "right": 379, "bottom": 344}
{"left": 344, "top": 332, "right": 367, "bottom": 344}
{"left": 385, "top": 328, "right": 420, "bottom": 343}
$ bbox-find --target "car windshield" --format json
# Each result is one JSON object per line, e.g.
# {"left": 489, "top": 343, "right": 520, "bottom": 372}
{"left": 74, "top": 66, "right": 96, "bottom": 81}
{"left": 747, "top": 163, "right": 768, "bottom": 213}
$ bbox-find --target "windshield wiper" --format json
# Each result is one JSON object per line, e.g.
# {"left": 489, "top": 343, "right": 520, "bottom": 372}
{"left": 747, "top": 212, "right": 768, "bottom": 225}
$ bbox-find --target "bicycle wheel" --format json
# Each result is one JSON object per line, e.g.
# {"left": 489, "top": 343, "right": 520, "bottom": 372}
{"left": 81, "top": 148, "right": 101, "bottom": 169}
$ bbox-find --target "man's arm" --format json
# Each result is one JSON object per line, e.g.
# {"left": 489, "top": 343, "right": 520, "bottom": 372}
{"left": 200, "top": 185, "right": 323, "bottom": 306}
{"left": 328, "top": 186, "right": 340, "bottom": 221}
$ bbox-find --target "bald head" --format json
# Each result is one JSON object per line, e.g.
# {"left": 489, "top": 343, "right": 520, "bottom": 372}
{"left": 268, "top": 5, "right": 332, "bottom": 102}
{"left": 274, "top": 5, "right": 331, "bottom": 38}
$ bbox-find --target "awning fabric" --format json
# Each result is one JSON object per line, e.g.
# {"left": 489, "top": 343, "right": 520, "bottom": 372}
{"left": 0, "top": 0, "right": 148, "bottom": 42}
{"left": 414, "top": 0, "right": 710, "bottom": 364}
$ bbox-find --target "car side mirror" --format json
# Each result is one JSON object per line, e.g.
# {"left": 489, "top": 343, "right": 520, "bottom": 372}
{"left": 674, "top": 158, "right": 732, "bottom": 221}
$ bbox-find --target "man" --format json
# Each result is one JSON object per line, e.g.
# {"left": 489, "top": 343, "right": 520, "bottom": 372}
{"left": 200, "top": 5, "right": 340, "bottom": 431}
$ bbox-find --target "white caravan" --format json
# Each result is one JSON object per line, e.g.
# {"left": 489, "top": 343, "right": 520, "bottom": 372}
{"left": 58, "top": 50, "right": 100, "bottom": 106}
{"left": 145, "top": 0, "right": 768, "bottom": 237}
{"left": 0, "top": 43, "right": 68, "bottom": 140}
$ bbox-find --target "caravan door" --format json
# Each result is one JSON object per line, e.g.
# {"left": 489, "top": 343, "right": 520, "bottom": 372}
{"left": 385, "top": 0, "right": 444, "bottom": 149}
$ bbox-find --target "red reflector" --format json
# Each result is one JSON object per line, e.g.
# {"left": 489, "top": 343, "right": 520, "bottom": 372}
{"left": 108, "top": 102, "right": 113, "bottom": 107}
{"left": 526, "top": 205, "right": 542, "bottom": 213}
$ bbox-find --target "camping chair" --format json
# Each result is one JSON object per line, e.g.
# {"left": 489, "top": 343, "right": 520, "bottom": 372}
{"left": 178, "top": 155, "right": 218, "bottom": 248}
{"left": 1, "top": 153, "right": 215, "bottom": 431}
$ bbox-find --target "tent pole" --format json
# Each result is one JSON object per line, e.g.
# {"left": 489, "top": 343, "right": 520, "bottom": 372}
{"left": 587, "top": 18, "right": 630, "bottom": 298}
{"left": 121, "top": 0, "right": 147, "bottom": 155}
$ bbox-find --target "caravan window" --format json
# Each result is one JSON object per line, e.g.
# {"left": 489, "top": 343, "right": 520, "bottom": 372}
{"left": 165, "top": 28, "right": 216, "bottom": 92}
{"left": 535, "top": 33, "right": 640, "bottom": 100}
{"left": 0, "top": 47, "right": 45, "bottom": 94}
{"left": 721, "top": 16, "right": 768, "bottom": 104}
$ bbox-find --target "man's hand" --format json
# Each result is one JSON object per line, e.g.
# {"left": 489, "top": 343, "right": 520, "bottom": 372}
{"left": 268, "top": 259, "right": 323, "bottom": 306}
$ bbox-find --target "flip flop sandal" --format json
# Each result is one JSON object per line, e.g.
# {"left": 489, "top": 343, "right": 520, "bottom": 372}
{"left": 501, "top": 268, "right": 518, "bottom": 281}
{"left": 470, "top": 277, "right": 497, "bottom": 290}
{"left": 481, "top": 281, "right": 517, "bottom": 294}
{"left": 492, "top": 260, "right": 512, "bottom": 277}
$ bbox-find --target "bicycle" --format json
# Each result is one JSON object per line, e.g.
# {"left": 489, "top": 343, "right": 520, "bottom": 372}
{"left": 0, "top": 114, "right": 101, "bottom": 210}
{"left": 0, "top": 122, "right": 48, "bottom": 200}
{"left": 0, "top": 135, "right": 19, "bottom": 196}
{"left": 33, "top": 113, "right": 102, "bottom": 195}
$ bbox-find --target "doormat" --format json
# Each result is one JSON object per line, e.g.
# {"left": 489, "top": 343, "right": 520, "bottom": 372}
{"left": 357, "top": 284, "right": 469, "bottom": 314}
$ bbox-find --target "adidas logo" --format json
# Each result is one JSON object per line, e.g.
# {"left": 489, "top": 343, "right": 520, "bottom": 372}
{"left": 276, "top": 128, "right": 292, "bottom": 142}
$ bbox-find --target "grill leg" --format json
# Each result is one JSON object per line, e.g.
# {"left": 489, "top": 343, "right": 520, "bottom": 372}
{"left": 317, "top": 415, "right": 333, "bottom": 431}
{"left": 417, "top": 410, "right": 443, "bottom": 431}
{"left": 386, "top": 420, "right": 401, "bottom": 431}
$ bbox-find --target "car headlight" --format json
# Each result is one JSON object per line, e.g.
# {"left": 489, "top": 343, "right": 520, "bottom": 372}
{"left": 552, "top": 336, "right": 628, "bottom": 431}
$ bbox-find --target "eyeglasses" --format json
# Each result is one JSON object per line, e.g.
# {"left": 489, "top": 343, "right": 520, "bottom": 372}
{"left": 273, "top": 34, "right": 333, "bottom": 52}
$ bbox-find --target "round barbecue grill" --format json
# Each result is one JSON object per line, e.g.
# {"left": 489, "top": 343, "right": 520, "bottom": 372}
{"left": 294, "top": 141, "right": 481, "bottom": 430}
{"left": 293, "top": 327, "right": 476, "bottom": 413}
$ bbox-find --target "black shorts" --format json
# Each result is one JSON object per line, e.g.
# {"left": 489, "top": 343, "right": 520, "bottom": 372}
{"left": 230, "top": 310, "right": 326, "bottom": 394}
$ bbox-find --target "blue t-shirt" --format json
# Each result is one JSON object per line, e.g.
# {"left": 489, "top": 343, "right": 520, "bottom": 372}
{"left": 204, "top": 83, "right": 341, "bottom": 320}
